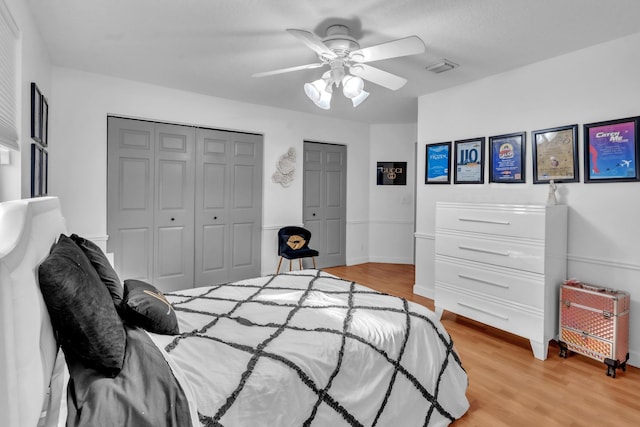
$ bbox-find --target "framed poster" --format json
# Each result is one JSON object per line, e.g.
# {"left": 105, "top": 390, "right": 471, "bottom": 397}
{"left": 532, "top": 124, "right": 579, "bottom": 183}
{"left": 583, "top": 117, "right": 639, "bottom": 183}
{"left": 30, "top": 83, "right": 42, "bottom": 143}
{"left": 454, "top": 137, "right": 485, "bottom": 184}
{"left": 377, "top": 161, "right": 407, "bottom": 185}
{"left": 425, "top": 142, "right": 451, "bottom": 184}
{"left": 30, "top": 143, "right": 42, "bottom": 197}
{"left": 42, "top": 149, "right": 48, "bottom": 196}
{"left": 41, "top": 96, "right": 49, "bottom": 147}
{"left": 489, "top": 132, "right": 526, "bottom": 183}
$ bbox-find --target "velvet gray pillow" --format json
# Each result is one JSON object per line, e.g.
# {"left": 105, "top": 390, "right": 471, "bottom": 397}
{"left": 70, "top": 233, "right": 123, "bottom": 308}
{"left": 122, "top": 279, "right": 179, "bottom": 335}
{"left": 38, "top": 234, "right": 126, "bottom": 376}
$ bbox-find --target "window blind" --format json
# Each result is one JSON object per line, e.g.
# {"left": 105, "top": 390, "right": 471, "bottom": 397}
{"left": 0, "top": 0, "right": 19, "bottom": 150}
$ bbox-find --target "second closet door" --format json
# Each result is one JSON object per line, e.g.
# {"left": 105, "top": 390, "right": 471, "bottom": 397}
{"left": 195, "top": 128, "right": 262, "bottom": 286}
{"left": 154, "top": 123, "right": 195, "bottom": 291}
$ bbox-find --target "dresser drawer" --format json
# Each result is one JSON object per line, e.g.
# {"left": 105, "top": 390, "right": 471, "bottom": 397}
{"left": 435, "top": 285, "right": 544, "bottom": 342}
{"left": 435, "top": 255, "right": 545, "bottom": 308}
{"left": 436, "top": 232, "right": 545, "bottom": 274}
{"left": 436, "top": 203, "right": 546, "bottom": 240}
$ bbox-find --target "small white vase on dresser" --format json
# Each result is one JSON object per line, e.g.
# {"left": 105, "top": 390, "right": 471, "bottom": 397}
{"left": 434, "top": 202, "right": 568, "bottom": 360}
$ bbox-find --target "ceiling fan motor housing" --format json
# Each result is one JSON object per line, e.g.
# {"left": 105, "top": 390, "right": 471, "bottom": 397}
{"left": 322, "top": 24, "right": 360, "bottom": 57}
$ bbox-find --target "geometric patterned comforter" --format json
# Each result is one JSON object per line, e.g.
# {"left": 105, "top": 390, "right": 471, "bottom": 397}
{"left": 148, "top": 270, "right": 469, "bottom": 427}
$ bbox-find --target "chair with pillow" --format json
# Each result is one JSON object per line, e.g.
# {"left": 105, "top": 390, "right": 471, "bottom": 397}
{"left": 276, "top": 226, "right": 319, "bottom": 273}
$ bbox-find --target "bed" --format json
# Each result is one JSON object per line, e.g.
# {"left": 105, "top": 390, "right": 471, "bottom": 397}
{"left": 0, "top": 197, "right": 469, "bottom": 427}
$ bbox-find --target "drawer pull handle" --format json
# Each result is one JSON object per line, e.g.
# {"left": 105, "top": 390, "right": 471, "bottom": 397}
{"left": 458, "top": 302, "right": 509, "bottom": 320}
{"left": 458, "top": 217, "right": 510, "bottom": 225}
{"left": 458, "top": 274, "right": 509, "bottom": 289}
{"left": 458, "top": 245, "right": 509, "bottom": 257}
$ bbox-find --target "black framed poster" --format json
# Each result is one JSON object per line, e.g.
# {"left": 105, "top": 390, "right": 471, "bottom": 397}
{"left": 489, "top": 132, "right": 526, "bottom": 183}
{"left": 583, "top": 117, "right": 639, "bottom": 183}
{"left": 532, "top": 124, "right": 579, "bottom": 183}
{"left": 425, "top": 142, "right": 451, "bottom": 184}
{"left": 454, "top": 137, "right": 485, "bottom": 184}
{"left": 377, "top": 161, "right": 407, "bottom": 185}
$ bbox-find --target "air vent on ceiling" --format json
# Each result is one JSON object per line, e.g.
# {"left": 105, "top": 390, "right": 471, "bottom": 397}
{"left": 426, "top": 59, "right": 458, "bottom": 73}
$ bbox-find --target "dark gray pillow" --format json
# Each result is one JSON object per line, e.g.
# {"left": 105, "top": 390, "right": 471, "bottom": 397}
{"left": 38, "top": 234, "right": 126, "bottom": 376}
{"left": 122, "top": 279, "right": 179, "bottom": 335}
{"left": 70, "top": 233, "right": 123, "bottom": 308}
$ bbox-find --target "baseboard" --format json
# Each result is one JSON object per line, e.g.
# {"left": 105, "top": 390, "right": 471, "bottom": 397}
{"left": 413, "top": 283, "right": 434, "bottom": 299}
{"left": 346, "top": 256, "right": 368, "bottom": 266}
{"left": 367, "top": 256, "right": 413, "bottom": 264}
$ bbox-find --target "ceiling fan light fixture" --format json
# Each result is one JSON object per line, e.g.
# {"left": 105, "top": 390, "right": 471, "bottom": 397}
{"left": 351, "top": 90, "right": 369, "bottom": 107}
{"left": 342, "top": 75, "right": 364, "bottom": 99}
{"left": 314, "top": 89, "right": 332, "bottom": 110}
{"left": 304, "top": 79, "right": 325, "bottom": 102}
{"left": 304, "top": 78, "right": 332, "bottom": 109}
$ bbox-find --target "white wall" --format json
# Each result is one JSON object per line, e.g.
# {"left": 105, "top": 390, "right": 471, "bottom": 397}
{"left": 368, "top": 123, "right": 416, "bottom": 264}
{"left": 415, "top": 32, "right": 640, "bottom": 366}
{"left": 0, "top": 0, "right": 51, "bottom": 202}
{"left": 50, "top": 67, "right": 372, "bottom": 274}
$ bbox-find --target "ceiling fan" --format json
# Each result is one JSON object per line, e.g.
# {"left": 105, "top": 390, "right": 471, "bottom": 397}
{"left": 252, "top": 25, "right": 426, "bottom": 109}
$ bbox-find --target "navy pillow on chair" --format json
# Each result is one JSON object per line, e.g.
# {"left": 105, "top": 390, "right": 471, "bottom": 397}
{"left": 276, "top": 226, "right": 319, "bottom": 273}
{"left": 122, "top": 279, "right": 179, "bottom": 335}
{"left": 38, "top": 234, "right": 126, "bottom": 377}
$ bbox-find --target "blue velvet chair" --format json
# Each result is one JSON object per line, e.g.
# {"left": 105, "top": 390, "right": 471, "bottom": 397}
{"left": 276, "top": 226, "right": 319, "bottom": 273}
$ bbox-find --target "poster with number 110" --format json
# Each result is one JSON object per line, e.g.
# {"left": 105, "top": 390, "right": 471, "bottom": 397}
{"left": 454, "top": 138, "right": 485, "bottom": 184}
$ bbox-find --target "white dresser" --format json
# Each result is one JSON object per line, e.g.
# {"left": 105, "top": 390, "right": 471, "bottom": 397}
{"left": 434, "top": 202, "right": 568, "bottom": 360}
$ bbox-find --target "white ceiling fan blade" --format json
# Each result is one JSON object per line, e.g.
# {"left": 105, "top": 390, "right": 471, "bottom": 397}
{"left": 252, "top": 63, "right": 324, "bottom": 78}
{"left": 350, "top": 36, "right": 425, "bottom": 63}
{"left": 286, "top": 29, "right": 336, "bottom": 59}
{"left": 349, "top": 64, "right": 407, "bottom": 90}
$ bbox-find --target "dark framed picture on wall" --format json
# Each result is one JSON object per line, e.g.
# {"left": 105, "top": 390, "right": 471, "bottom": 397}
{"left": 532, "top": 124, "right": 579, "bottom": 183}
{"left": 583, "top": 116, "right": 639, "bottom": 183}
{"left": 30, "top": 144, "right": 42, "bottom": 197}
{"left": 41, "top": 96, "right": 49, "bottom": 147}
{"left": 377, "top": 161, "right": 407, "bottom": 185}
{"left": 489, "top": 132, "right": 526, "bottom": 183}
{"left": 454, "top": 137, "right": 485, "bottom": 184}
{"left": 30, "top": 83, "right": 42, "bottom": 143}
{"left": 425, "top": 142, "right": 451, "bottom": 184}
{"left": 42, "top": 150, "right": 48, "bottom": 195}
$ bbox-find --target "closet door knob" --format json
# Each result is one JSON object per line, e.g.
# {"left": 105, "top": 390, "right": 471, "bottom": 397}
{"left": 213, "top": 216, "right": 218, "bottom": 220}
{"left": 170, "top": 217, "right": 175, "bottom": 221}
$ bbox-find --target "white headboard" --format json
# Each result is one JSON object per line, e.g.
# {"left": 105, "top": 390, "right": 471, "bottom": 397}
{"left": 0, "top": 197, "right": 67, "bottom": 427}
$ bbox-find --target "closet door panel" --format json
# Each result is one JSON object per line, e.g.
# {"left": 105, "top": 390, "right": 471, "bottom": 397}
{"left": 303, "top": 142, "right": 346, "bottom": 268}
{"left": 107, "top": 118, "right": 155, "bottom": 284}
{"left": 231, "top": 222, "right": 254, "bottom": 268}
{"left": 195, "top": 129, "right": 231, "bottom": 286}
{"left": 202, "top": 224, "right": 226, "bottom": 272}
{"left": 228, "top": 134, "right": 262, "bottom": 281}
{"left": 154, "top": 123, "right": 195, "bottom": 291}
{"left": 118, "top": 228, "right": 150, "bottom": 280}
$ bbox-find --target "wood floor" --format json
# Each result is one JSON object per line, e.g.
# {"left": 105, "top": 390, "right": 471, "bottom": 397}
{"left": 323, "top": 263, "right": 640, "bottom": 427}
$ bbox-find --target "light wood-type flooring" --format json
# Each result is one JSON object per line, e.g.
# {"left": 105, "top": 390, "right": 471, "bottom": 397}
{"left": 323, "top": 263, "right": 640, "bottom": 427}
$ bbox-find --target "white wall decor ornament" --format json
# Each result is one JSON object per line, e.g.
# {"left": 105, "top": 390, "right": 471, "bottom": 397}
{"left": 272, "top": 147, "right": 296, "bottom": 187}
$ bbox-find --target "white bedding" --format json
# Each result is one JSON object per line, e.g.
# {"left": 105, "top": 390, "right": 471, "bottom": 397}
{"left": 149, "top": 270, "right": 469, "bottom": 426}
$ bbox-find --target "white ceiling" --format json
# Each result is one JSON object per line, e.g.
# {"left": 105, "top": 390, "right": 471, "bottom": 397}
{"left": 26, "top": 0, "right": 640, "bottom": 124}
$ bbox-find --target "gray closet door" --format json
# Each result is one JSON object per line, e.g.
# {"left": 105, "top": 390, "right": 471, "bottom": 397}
{"left": 153, "top": 123, "right": 195, "bottom": 291}
{"left": 108, "top": 116, "right": 262, "bottom": 292}
{"left": 107, "top": 117, "right": 155, "bottom": 283}
{"left": 195, "top": 128, "right": 262, "bottom": 286}
{"left": 303, "top": 141, "right": 347, "bottom": 268}
{"left": 108, "top": 119, "right": 195, "bottom": 291}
